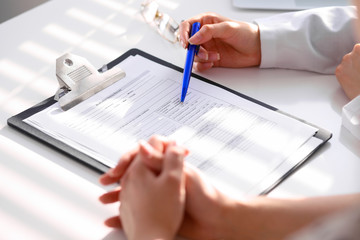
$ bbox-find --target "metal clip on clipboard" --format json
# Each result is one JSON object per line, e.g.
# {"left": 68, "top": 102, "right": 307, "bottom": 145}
{"left": 54, "top": 53, "right": 126, "bottom": 111}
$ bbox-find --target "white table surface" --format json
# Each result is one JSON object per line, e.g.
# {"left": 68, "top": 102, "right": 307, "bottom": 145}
{"left": 0, "top": 0, "right": 359, "bottom": 239}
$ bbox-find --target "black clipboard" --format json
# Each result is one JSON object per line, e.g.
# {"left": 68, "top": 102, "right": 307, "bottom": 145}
{"left": 7, "top": 48, "right": 332, "bottom": 194}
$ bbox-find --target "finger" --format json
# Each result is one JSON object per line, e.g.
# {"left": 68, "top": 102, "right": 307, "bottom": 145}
{"left": 138, "top": 140, "right": 163, "bottom": 173}
{"left": 179, "top": 17, "right": 207, "bottom": 48}
{"left": 99, "top": 173, "right": 119, "bottom": 185}
{"left": 179, "top": 20, "right": 192, "bottom": 48}
{"left": 99, "top": 135, "right": 168, "bottom": 185}
{"left": 353, "top": 43, "right": 360, "bottom": 56}
{"left": 104, "top": 216, "right": 122, "bottom": 229}
{"left": 99, "top": 146, "right": 139, "bottom": 185}
{"left": 193, "top": 62, "right": 214, "bottom": 72}
{"left": 194, "top": 48, "right": 220, "bottom": 63}
{"left": 195, "top": 46, "right": 209, "bottom": 61}
{"left": 352, "top": 44, "right": 360, "bottom": 67}
{"left": 122, "top": 143, "right": 160, "bottom": 182}
{"left": 99, "top": 188, "right": 121, "bottom": 204}
{"left": 161, "top": 142, "right": 188, "bottom": 180}
{"left": 110, "top": 146, "right": 139, "bottom": 177}
{"left": 188, "top": 22, "right": 230, "bottom": 46}
{"left": 147, "top": 135, "right": 169, "bottom": 153}
{"left": 179, "top": 13, "right": 225, "bottom": 48}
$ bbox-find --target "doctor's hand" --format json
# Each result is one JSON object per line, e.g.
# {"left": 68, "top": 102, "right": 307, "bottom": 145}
{"left": 179, "top": 12, "right": 261, "bottom": 71}
{"left": 336, "top": 44, "right": 360, "bottom": 100}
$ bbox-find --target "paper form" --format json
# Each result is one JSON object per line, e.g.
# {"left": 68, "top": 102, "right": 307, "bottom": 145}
{"left": 25, "top": 54, "right": 318, "bottom": 199}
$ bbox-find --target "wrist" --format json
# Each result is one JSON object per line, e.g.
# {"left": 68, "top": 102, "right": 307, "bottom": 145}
{"left": 251, "top": 23, "right": 261, "bottom": 67}
{"left": 199, "top": 190, "right": 259, "bottom": 240}
{"left": 219, "top": 197, "right": 258, "bottom": 240}
{"left": 242, "top": 22, "right": 262, "bottom": 67}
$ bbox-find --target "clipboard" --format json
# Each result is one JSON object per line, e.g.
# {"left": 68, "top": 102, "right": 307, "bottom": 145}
{"left": 7, "top": 48, "right": 332, "bottom": 196}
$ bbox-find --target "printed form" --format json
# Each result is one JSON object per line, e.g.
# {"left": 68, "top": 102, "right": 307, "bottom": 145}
{"left": 25, "top": 55, "right": 318, "bottom": 198}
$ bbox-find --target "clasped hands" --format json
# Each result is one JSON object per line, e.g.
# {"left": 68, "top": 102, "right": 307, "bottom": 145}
{"left": 99, "top": 136, "right": 187, "bottom": 240}
{"left": 98, "top": 135, "right": 233, "bottom": 240}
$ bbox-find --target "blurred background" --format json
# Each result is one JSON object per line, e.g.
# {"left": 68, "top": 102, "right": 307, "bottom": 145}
{"left": 0, "top": 0, "right": 49, "bottom": 23}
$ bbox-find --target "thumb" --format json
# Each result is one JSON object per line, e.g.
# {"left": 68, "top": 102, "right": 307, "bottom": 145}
{"left": 188, "top": 22, "right": 228, "bottom": 45}
{"left": 138, "top": 140, "right": 163, "bottom": 173}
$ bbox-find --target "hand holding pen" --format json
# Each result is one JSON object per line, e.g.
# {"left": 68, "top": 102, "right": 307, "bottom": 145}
{"left": 178, "top": 12, "right": 261, "bottom": 72}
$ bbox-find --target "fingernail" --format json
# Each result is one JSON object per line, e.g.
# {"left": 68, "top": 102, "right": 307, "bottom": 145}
{"left": 99, "top": 194, "right": 106, "bottom": 203}
{"left": 188, "top": 37, "right": 194, "bottom": 45}
{"left": 197, "top": 51, "right": 208, "bottom": 61}
{"left": 181, "top": 147, "right": 190, "bottom": 156}
{"left": 108, "top": 168, "right": 116, "bottom": 177}
{"left": 188, "top": 32, "right": 201, "bottom": 45}
{"left": 139, "top": 140, "right": 152, "bottom": 157}
{"left": 180, "top": 39, "right": 186, "bottom": 49}
{"left": 168, "top": 140, "right": 177, "bottom": 147}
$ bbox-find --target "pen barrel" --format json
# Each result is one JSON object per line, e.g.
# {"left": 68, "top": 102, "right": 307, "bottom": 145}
{"left": 191, "top": 22, "right": 201, "bottom": 36}
{"left": 180, "top": 22, "right": 201, "bottom": 102}
{"left": 181, "top": 46, "right": 196, "bottom": 88}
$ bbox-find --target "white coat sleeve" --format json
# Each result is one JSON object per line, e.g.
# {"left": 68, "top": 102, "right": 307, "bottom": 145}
{"left": 254, "top": 6, "right": 357, "bottom": 74}
{"left": 342, "top": 95, "right": 360, "bottom": 140}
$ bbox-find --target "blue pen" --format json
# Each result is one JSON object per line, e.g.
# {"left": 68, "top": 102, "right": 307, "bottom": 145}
{"left": 181, "top": 22, "right": 201, "bottom": 102}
